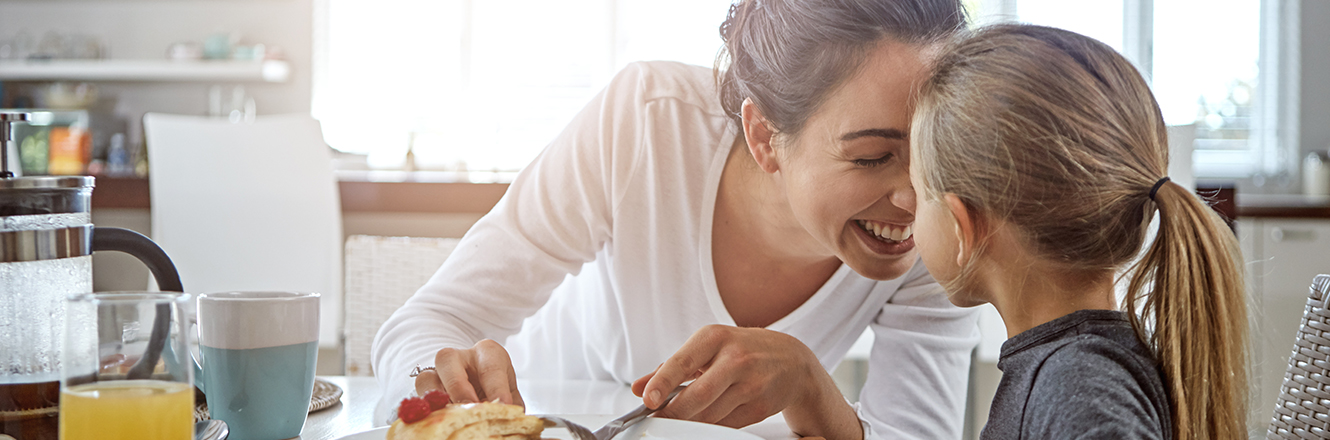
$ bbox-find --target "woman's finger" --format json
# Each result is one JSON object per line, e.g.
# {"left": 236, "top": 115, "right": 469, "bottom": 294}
{"left": 715, "top": 401, "right": 777, "bottom": 428}
{"left": 413, "top": 369, "right": 443, "bottom": 396}
{"left": 434, "top": 347, "right": 481, "bottom": 403}
{"left": 655, "top": 374, "right": 728, "bottom": 421}
{"left": 643, "top": 326, "right": 728, "bottom": 408}
{"left": 672, "top": 379, "right": 746, "bottom": 424}
{"left": 474, "top": 340, "right": 516, "bottom": 405}
{"left": 502, "top": 340, "right": 525, "bottom": 407}
{"left": 631, "top": 364, "right": 662, "bottom": 397}
{"left": 507, "top": 357, "right": 524, "bottom": 408}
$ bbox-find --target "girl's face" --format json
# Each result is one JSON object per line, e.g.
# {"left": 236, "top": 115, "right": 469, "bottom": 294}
{"left": 772, "top": 40, "right": 931, "bottom": 281}
{"left": 908, "top": 123, "right": 988, "bottom": 307}
{"left": 907, "top": 152, "right": 975, "bottom": 305}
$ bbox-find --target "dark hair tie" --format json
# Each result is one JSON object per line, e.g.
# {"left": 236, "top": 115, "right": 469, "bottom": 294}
{"left": 1149, "top": 177, "right": 1171, "bottom": 201}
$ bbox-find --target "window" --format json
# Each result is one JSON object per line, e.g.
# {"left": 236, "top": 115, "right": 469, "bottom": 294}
{"left": 318, "top": 1, "right": 1283, "bottom": 180}
{"left": 313, "top": 0, "right": 733, "bottom": 173}
{"left": 1013, "top": 0, "right": 1125, "bottom": 52}
{"left": 1153, "top": 0, "right": 1263, "bottom": 178}
{"left": 969, "top": 0, "right": 1279, "bottom": 180}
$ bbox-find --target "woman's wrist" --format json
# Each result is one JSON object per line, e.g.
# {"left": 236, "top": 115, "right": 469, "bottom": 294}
{"left": 782, "top": 360, "right": 863, "bottom": 440}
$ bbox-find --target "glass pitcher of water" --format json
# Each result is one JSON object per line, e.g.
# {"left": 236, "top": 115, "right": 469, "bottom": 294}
{"left": 0, "top": 112, "right": 184, "bottom": 440}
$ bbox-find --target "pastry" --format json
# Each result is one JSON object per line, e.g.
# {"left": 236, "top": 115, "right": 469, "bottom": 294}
{"left": 386, "top": 391, "right": 544, "bottom": 440}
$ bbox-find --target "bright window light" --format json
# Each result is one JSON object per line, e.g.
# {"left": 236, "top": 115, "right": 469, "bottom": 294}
{"left": 1153, "top": 0, "right": 1261, "bottom": 178}
{"left": 1016, "top": 0, "right": 1124, "bottom": 52}
{"left": 315, "top": 0, "right": 733, "bottom": 172}
{"left": 1006, "top": 0, "right": 1264, "bottom": 179}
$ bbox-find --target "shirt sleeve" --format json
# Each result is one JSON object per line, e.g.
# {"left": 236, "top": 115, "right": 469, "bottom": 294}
{"left": 857, "top": 261, "right": 981, "bottom": 439}
{"left": 369, "top": 62, "right": 652, "bottom": 421}
{"left": 1021, "top": 340, "right": 1168, "bottom": 440}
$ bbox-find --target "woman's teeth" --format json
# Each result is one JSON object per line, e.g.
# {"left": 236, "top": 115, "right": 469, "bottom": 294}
{"left": 857, "top": 220, "right": 912, "bottom": 242}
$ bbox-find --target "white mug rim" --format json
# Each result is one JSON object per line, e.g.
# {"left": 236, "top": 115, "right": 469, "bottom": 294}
{"left": 198, "top": 291, "right": 319, "bottom": 302}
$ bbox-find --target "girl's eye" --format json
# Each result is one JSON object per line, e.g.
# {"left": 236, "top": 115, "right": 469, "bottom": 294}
{"left": 852, "top": 154, "right": 893, "bottom": 168}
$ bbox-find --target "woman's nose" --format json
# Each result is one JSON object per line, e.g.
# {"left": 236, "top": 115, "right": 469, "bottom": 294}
{"left": 889, "top": 174, "right": 917, "bottom": 214}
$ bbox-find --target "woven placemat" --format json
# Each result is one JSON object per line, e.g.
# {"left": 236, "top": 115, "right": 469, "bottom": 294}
{"left": 194, "top": 377, "right": 344, "bottom": 422}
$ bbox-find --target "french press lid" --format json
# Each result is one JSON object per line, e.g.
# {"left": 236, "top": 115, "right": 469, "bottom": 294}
{"left": 0, "top": 175, "right": 95, "bottom": 216}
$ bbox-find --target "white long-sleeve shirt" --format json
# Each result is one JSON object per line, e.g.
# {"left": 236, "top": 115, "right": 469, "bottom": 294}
{"left": 371, "top": 61, "right": 980, "bottom": 439}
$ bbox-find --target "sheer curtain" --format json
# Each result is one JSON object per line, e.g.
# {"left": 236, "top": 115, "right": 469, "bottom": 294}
{"left": 313, "top": 0, "right": 733, "bottom": 172}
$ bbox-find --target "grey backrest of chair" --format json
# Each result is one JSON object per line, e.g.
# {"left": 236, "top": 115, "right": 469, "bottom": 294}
{"left": 342, "top": 235, "right": 460, "bottom": 377}
{"left": 1268, "top": 274, "right": 1330, "bottom": 439}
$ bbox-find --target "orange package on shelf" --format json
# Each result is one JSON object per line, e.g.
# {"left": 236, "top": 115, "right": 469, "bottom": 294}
{"left": 48, "top": 126, "right": 90, "bottom": 175}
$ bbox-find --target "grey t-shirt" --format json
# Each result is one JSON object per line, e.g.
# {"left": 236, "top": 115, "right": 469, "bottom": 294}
{"left": 981, "top": 309, "right": 1172, "bottom": 440}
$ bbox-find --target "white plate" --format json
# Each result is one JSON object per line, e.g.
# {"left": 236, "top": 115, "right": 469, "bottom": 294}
{"left": 334, "top": 414, "right": 764, "bottom": 440}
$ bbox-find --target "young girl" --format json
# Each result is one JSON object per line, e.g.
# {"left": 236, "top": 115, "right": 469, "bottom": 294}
{"left": 908, "top": 24, "right": 1247, "bottom": 440}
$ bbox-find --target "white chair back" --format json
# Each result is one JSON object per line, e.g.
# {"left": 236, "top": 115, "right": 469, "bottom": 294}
{"left": 143, "top": 113, "right": 343, "bottom": 347}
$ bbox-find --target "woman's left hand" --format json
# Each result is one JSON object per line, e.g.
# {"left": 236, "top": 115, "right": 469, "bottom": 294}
{"left": 631, "top": 325, "right": 861, "bottom": 439}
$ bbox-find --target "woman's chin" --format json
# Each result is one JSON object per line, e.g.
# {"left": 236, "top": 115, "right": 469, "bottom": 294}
{"left": 843, "top": 250, "right": 917, "bottom": 281}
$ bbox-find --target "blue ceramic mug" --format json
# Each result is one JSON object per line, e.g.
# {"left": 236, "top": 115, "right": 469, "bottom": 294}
{"left": 194, "top": 292, "right": 319, "bottom": 440}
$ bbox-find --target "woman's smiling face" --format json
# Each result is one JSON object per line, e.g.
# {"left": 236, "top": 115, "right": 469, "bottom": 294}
{"left": 769, "top": 40, "right": 932, "bottom": 281}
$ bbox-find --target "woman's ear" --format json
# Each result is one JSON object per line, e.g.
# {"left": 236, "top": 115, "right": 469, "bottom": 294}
{"left": 741, "top": 98, "right": 780, "bottom": 174}
{"left": 943, "top": 194, "right": 979, "bottom": 266}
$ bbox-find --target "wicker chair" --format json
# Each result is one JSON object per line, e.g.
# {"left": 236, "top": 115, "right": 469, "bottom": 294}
{"left": 1267, "top": 274, "right": 1330, "bottom": 439}
{"left": 342, "top": 235, "right": 461, "bottom": 376}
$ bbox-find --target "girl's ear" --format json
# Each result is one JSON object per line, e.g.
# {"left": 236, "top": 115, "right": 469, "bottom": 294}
{"left": 740, "top": 98, "right": 780, "bottom": 174}
{"left": 943, "top": 194, "right": 979, "bottom": 266}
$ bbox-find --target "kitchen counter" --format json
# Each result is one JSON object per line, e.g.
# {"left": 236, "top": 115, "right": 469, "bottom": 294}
{"left": 1233, "top": 193, "right": 1330, "bottom": 218}
{"left": 92, "top": 175, "right": 510, "bottom": 214}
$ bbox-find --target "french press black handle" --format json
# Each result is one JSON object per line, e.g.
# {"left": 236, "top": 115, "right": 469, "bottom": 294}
{"left": 91, "top": 227, "right": 184, "bottom": 379}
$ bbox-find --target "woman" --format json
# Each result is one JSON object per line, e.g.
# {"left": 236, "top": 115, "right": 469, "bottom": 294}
{"left": 373, "top": 1, "right": 977, "bottom": 438}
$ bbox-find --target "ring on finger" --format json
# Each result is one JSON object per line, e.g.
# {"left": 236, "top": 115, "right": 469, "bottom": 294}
{"left": 409, "top": 364, "right": 437, "bottom": 378}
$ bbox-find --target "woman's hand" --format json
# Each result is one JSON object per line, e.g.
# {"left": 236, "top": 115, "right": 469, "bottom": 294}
{"left": 413, "top": 339, "right": 524, "bottom": 406}
{"left": 632, "top": 325, "right": 861, "bottom": 439}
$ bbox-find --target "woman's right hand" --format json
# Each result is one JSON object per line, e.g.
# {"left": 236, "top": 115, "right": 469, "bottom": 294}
{"left": 413, "top": 339, "right": 524, "bottom": 407}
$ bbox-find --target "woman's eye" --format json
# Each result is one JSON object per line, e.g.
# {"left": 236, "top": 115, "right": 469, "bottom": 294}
{"left": 852, "top": 154, "right": 893, "bottom": 167}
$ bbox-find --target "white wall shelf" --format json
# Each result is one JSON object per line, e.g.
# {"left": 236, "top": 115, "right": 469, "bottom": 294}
{"left": 0, "top": 59, "right": 290, "bottom": 83}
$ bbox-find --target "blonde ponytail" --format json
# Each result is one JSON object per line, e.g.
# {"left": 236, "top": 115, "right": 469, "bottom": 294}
{"left": 1125, "top": 182, "right": 1248, "bottom": 439}
{"left": 912, "top": 24, "right": 1249, "bottom": 440}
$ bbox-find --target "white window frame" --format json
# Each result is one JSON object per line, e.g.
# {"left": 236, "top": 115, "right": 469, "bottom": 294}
{"left": 1255, "top": 0, "right": 1300, "bottom": 180}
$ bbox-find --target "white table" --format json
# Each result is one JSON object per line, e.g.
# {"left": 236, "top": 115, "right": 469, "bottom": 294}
{"left": 518, "top": 379, "right": 795, "bottom": 439}
{"left": 299, "top": 377, "right": 796, "bottom": 440}
{"left": 298, "top": 376, "right": 379, "bottom": 440}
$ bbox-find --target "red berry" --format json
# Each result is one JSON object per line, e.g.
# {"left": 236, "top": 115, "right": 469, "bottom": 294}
{"left": 423, "top": 390, "right": 451, "bottom": 410}
{"left": 398, "top": 397, "right": 431, "bottom": 423}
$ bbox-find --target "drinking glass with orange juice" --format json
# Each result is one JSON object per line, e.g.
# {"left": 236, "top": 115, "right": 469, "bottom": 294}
{"left": 60, "top": 293, "right": 194, "bottom": 440}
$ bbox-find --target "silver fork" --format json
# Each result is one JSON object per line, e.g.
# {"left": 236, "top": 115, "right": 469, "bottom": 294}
{"left": 539, "top": 415, "right": 597, "bottom": 440}
{"left": 539, "top": 385, "right": 686, "bottom": 440}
